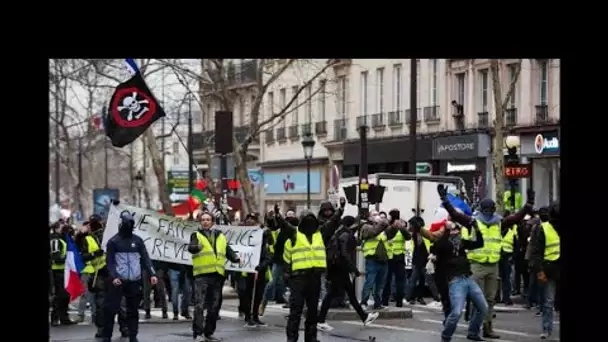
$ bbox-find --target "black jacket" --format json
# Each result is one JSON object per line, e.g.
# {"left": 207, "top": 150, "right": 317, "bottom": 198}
{"left": 328, "top": 225, "right": 359, "bottom": 275}
{"left": 431, "top": 224, "right": 484, "bottom": 282}
{"left": 529, "top": 220, "right": 560, "bottom": 280}
{"left": 318, "top": 201, "right": 339, "bottom": 245}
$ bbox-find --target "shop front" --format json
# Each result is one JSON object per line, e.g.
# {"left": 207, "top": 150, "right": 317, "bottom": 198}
{"left": 519, "top": 130, "right": 560, "bottom": 207}
{"left": 262, "top": 166, "right": 327, "bottom": 215}
{"left": 432, "top": 133, "right": 492, "bottom": 205}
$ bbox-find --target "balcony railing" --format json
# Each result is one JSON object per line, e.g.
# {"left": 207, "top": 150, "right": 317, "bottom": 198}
{"left": 371, "top": 113, "right": 385, "bottom": 130}
{"left": 405, "top": 108, "right": 422, "bottom": 124}
{"left": 333, "top": 118, "right": 348, "bottom": 141}
{"left": 356, "top": 115, "right": 368, "bottom": 128}
{"left": 535, "top": 105, "right": 549, "bottom": 124}
{"left": 423, "top": 106, "right": 440, "bottom": 123}
{"left": 288, "top": 125, "right": 299, "bottom": 140}
{"left": 505, "top": 107, "right": 517, "bottom": 127}
{"left": 265, "top": 129, "right": 274, "bottom": 144}
{"left": 477, "top": 111, "right": 489, "bottom": 128}
{"left": 276, "top": 127, "right": 286, "bottom": 142}
{"left": 301, "top": 123, "right": 312, "bottom": 136}
{"left": 388, "top": 111, "right": 402, "bottom": 127}
{"left": 315, "top": 121, "right": 327, "bottom": 136}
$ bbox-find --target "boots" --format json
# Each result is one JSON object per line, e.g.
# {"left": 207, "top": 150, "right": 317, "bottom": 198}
{"left": 482, "top": 322, "right": 500, "bottom": 339}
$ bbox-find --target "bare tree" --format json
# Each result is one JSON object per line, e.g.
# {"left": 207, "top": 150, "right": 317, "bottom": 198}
{"left": 49, "top": 59, "right": 133, "bottom": 216}
{"left": 164, "top": 59, "right": 338, "bottom": 214}
{"left": 490, "top": 59, "right": 521, "bottom": 214}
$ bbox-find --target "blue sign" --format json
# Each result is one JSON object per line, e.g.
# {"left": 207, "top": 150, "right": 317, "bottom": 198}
{"left": 92, "top": 188, "right": 120, "bottom": 220}
{"left": 264, "top": 170, "right": 322, "bottom": 194}
{"left": 248, "top": 169, "right": 263, "bottom": 185}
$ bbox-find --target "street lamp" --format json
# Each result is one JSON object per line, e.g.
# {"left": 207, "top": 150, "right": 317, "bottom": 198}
{"left": 135, "top": 170, "right": 144, "bottom": 207}
{"left": 505, "top": 135, "right": 521, "bottom": 212}
{"left": 301, "top": 133, "right": 316, "bottom": 209}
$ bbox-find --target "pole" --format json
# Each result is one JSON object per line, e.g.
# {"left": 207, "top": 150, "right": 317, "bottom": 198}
{"left": 142, "top": 135, "right": 148, "bottom": 208}
{"left": 358, "top": 125, "right": 369, "bottom": 235}
{"left": 306, "top": 159, "right": 311, "bottom": 209}
{"left": 77, "top": 137, "right": 83, "bottom": 215}
{"left": 187, "top": 95, "right": 194, "bottom": 219}
{"left": 409, "top": 59, "right": 418, "bottom": 175}
{"left": 129, "top": 143, "right": 135, "bottom": 204}
{"left": 220, "top": 154, "right": 228, "bottom": 224}
{"left": 54, "top": 64, "right": 61, "bottom": 205}
{"left": 138, "top": 188, "right": 142, "bottom": 207}
{"left": 103, "top": 106, "right": 109, "bottom": 189}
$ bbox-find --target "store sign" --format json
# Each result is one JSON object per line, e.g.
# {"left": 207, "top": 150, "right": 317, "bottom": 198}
{"left": 447, "top": 163, "right": 477, "bottom": 173}
{"left": 534, "top": 134, "right": 559, "bottom": 154}
{"left": 264, "top": 170, "right": 322, "bottom": 194}
{"left": 433, "top": 134, "right": 490, "bottom": 160}
{"left": 504, "top": 164, "right": 532, "bottom": 178}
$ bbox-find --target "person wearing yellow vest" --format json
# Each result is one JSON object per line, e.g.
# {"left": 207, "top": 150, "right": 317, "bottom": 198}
{"left": 441, "top": 184, "right": 535, "bottom": 339}
{"left": 50, "top": 222, "right": 76, "bottom": 326}
{"left": 529, "top": 205, "right": 560, "bottom": 340}
{"left": 188, "top": 212, "right": 241, "bottom": 342}
{"left": 279, "top": 199, "right": 344, "bottom": 342}
{"left": 359, "top": 214, "right": 391, "bottom": 309}
{"left": 381, "top": 209, "right": 412, "bottom": 307}
{"left": 498, "top": 212, "right": 518, "bottom": 306}
{"left": 262, "top": 210, "right": 290, "bottom": 314}
{"left": 503, "top": 190, "right": 523, "bottom": 212}
{"left": 239, "top": 214, "right": 273, "bottom": 328}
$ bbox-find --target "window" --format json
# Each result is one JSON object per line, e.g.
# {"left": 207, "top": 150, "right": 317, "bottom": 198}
{"left": 430, "top": 59, "right": 438, "bottom": 106}
{"left": 238, "top": 96, "right": 245, "bottom": 125}
{"left": 539, "top": 60, "right": 548, "bottom": 105}
{"left": 456, "top": 73, "right": 465, "bottom": 107}
{"left": 507, "top": 64, "right": 517, "bottom": 107}
{"left": 393, "top": 64, "right": 401, "bottom": 111}
{"left": 416, "top": 59, "right": 420, "bottom": 107}
{"left": 319, "top": 80, "right": 326, "bottom": 121}
{"left": 172, "top": 141, "right": 179, "bottom": 165}
{"left": 267, "top": 92, "right": 274, "bottom": 120}
{"left": 338, "top": 76, "right": 347, "bottom": 117}
{"left": 360, "top": 71, "right": 368, "bottom": 115}
{"left": 305, "top": 84, "right": 312, "bottom": 122}
{"left": 292, "top": 86, "right": 299, "bottom": 125}
{"left": 279, "top": 88, "right": 286, "bottom": 127}
{"left": 479, "top": 69, "right": 488, "bottom": 112}
{"left": 376, "top": 67, "right": 384, "bottom": 113}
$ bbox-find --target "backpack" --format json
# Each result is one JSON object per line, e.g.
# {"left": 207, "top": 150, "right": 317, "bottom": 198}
{"left": 326, "top": 228, "right": 346, "bottom": 266}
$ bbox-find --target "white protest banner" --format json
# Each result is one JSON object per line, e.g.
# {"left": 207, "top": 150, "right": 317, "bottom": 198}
{"left": 101, "top": 204, "right": 262, "bottom": 273}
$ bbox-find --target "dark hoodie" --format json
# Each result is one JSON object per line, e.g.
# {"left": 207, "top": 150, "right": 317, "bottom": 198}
{"left": 317, "top": 201, "right": 338, "bottom": 245}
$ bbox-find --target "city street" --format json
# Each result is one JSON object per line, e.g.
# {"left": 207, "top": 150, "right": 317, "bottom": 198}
{"left": 53, "top": 299, "right": 559, "bottom": 341}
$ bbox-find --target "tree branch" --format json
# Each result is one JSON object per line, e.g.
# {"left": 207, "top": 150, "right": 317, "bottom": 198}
{"left": 501, "top": 59, "right": 522, "bottom": 110}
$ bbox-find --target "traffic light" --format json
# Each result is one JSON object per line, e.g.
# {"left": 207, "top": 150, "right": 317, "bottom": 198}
{"left": 342, "top": 184, "right": 387, "bottom": 206}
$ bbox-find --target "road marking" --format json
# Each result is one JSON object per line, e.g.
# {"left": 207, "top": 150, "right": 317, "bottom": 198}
{"left": 339, "top": 320, "right": 519, "bottom": 342}
{"left": 418, "top": 318, "right": 531, "bottom": 337}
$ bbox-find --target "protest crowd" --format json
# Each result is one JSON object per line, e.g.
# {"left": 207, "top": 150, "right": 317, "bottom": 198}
{"left": 49, "top": 184, "right": 560, "bottom": 342}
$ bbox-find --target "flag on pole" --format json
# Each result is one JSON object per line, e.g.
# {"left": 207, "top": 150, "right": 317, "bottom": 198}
{"left": 105, "top": 59, "right": 166, "bottom": 148}
{"left": 64, "top": 233, "right": 86, "bottom": 302}
{"left": 441, "top": 193, "right": 473, "bottom": 216}
{"left": 188, "top": 180, "right": 207, "bottom": 211}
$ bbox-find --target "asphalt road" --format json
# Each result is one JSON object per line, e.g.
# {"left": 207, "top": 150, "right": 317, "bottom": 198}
{"left": 54, "top": 300, "right": 559, "bottom": 342}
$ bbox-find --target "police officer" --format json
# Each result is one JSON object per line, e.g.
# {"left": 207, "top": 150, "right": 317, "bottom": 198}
{"left": 49, "top": 222, "right": 75, "bottom": 326}
{"left": 102, "top": 212, "right": 157, "bottom": 342}
{"left": 188, "top": 212, "right": 241, "bottom": 342}
{"left": 279, "top": 199, "right": 344, "bottom": 342}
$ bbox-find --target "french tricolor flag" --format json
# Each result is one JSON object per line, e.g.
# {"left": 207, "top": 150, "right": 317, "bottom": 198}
{"left": 64, "top": 234, "right": 86, "bottom": 302}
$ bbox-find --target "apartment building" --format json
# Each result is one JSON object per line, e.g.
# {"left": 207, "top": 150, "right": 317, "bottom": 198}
{"left": 287, "top": 58, "right": 559, "bottom": 205}
{"left": 260, "top": 59, "right": 341, "bottom": 212}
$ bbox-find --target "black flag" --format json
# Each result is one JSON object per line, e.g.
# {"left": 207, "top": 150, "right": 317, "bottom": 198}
{"left": 105, "top": 71, "right": 165, "bottom": 147}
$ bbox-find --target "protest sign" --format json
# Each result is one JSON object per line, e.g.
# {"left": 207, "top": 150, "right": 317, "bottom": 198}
{"left": 101, "top": 204, "right": 262, "bottom": 273}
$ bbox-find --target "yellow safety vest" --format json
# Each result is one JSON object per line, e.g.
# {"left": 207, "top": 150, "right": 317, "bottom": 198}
{"left": 82, "top": 235, "right": 107, "bottom": 274}
{"left": 413, "top": 235, "right": 432, "bottom": 254}
{"left": 462, "top": 220, "right": 502, "bottom": 264}
{"left": 541, "top": 222, "right": 560, "bottom": 261}
{"left": 362, "top": 232, "right": 393, "bottom": 259}
{"left": 192, "top": 231, "right": 228, "bottom": 277}
{"left": 503, "top": 191, "right": 523, "bottom": 211}
{"left": 391, "top": 231, "right": 406, "bottom": 256}
{"left": 501, "top": 224, "right": 518, "bottom": 253}
{"left": 51, "top": 239, "right": 66, "bottom": 270}
{"left": 269, "top": 230, "right": 280, "bottom": 255}
{"left": 283, "top": 231, "right": 327, "bottom": 271}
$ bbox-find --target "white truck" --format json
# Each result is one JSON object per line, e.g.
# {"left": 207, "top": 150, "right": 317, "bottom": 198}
{"left": 338, "top": 173, "right": 466, "bottom": 228}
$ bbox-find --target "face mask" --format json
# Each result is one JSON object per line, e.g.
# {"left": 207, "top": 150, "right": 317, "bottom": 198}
{"left": 118, "top": 221, "right": 134, "bottom": 236}
{"left": 539, "top": 214, "right": 550, "bottom": 222}
{"left": 285, "top": 217, "right": 299, "bottom": 227}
